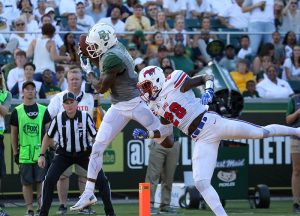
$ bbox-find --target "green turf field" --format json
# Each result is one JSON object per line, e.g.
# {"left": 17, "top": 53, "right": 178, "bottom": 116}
{"left": 1, "top": 199, "right": 297, "bottom": 216}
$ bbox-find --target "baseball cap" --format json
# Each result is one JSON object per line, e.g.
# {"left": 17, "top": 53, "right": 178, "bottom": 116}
{"left": 158, "top": 45, "right": 168, "bottom": 52}
{"left": 22, "top": 80, "right": 36, "bottom": 90}
{"left": 45, "top": 7, "right": 55, "bottom": 14}
{"left": 127, "top": 43, "right": 137, "bottom": 50}
{"left": 134, "top": 57, "right": 144, "bottom": 66}
{"left": 63, "top": 92, "right": 76, "bottom": 103}
{"left": 225, "top": 44, "right": 235, "bottom": 49}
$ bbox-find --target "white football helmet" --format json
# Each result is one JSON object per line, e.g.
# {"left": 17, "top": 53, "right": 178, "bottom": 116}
{"left": 86, "top": 23, "right": 118, "bottom": 58}
{"left": 137, "top": 66, "right": 165, "bottom": 101}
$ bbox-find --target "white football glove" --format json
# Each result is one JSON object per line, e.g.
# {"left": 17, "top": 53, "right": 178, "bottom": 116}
{"left": 80, "top": 54, "right": 93, "bottom": 74}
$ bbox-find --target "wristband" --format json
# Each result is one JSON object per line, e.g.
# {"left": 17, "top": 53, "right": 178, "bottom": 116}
{"left": 148, "top": 131, "right": 154, "bottom": 139}
{"left": 39, "top": 153, "right": 45, "bottom": 157}
{"left": 205, "top": 80, "right": 214, "bottom": 90}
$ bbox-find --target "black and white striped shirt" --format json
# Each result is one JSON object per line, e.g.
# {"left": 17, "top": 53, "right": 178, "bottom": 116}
{"left": 47, "top": 110, "right": 97, "bottom": 153}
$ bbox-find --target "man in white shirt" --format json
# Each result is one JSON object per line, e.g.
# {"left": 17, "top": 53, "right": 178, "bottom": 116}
{"left": 209, "top": 0, "right": 233, "bottom": 16}
{"left": 187, "top": 0, "right": 212, "bottom": 19}
{"left": 7, "top": 50, "right": 26, "bottom": 90}
{"left": 242, "top": 0, "right": 275, "bottom": 55}
{"left": 76, "top": 0, "right": 95, "bottom": 32}
{"left": 219, "top": 0, "right": 250, "bottom": 30}
{"left": 163, "top": 0, "right": 187, "bottom": 19}
{"left": 98, "top": 6, "right": 125, "bottom": 35}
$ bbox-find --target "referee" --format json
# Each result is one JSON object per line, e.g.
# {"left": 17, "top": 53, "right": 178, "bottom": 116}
{"left": 38, "top": 92, "right": 114, "bottom": 216}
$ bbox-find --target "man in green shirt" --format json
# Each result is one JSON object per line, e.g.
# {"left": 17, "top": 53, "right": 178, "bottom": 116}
{"left": 10, "top": 81, "right": 51, "bottom": 216}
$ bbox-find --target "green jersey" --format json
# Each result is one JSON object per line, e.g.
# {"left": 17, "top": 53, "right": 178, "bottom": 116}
{"left": 100, "top": 42, "right": 139, "bottom": 104}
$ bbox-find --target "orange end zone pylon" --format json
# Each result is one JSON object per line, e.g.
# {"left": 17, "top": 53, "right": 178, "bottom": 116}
{"left": 139, "top": 182, "right": 150, "bottom": 216}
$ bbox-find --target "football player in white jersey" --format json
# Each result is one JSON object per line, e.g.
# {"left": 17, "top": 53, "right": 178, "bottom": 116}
{"left": 133, "top": 66, "right": 300, "bottom": 216}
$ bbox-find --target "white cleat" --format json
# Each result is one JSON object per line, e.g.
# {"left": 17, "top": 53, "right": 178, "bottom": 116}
{"left": 70, "top": 192, "right": 97, "bottom": 211}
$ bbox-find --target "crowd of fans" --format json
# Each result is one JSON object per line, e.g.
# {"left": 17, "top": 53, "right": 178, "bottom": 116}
{"left": 0, "top": 0, "right": 299, "bottom": 100}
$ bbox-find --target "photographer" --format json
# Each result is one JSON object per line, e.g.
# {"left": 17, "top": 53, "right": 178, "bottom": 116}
{"left": 47, "top": 68, "right": 114, "bottom": 215}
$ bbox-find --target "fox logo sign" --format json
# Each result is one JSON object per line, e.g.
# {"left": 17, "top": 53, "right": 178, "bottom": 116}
{"left": 143, "top": 67, "right": 156, "bottom": 78}
{"left": 23, "top": 123, "right": 39, "bottom": 137}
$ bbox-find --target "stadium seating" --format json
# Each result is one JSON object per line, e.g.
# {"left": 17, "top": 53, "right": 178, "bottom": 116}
{"left": 288, "top": 80, "right": 300, "bottom": 94}
{"left": 185, "top": 19, "right": 201, "bottom": 31}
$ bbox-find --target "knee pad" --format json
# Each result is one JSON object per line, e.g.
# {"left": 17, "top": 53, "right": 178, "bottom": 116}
{"left": 194, "top": 179, "right": 211, "bottom": 193}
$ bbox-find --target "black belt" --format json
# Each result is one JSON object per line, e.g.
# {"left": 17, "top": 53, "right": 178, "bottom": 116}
{"left": 188, "top": 111, "right": 207, "bottom": 138}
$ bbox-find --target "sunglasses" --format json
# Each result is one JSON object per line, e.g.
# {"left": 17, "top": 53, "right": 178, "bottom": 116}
{"left": 22, "top": 10, "right": 32, "bottom": 14}
{"left": 16, "top": 23, "right": 25, "bottom": 26}
{"left": 148, "top": 7, "right": 157, "bottom": 11}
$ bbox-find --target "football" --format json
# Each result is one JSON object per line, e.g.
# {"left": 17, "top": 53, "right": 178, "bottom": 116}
{"left": 79, "top": 34, "right": 99, "bottom": 66}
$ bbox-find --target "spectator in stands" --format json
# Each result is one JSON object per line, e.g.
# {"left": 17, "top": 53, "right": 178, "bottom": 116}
{"left": 256, "top": 64, "right": 294, "bottom": 98}
{"left": 252, "top": 42, "right": 275, "bottom": 75}
{"left": 283, "top": 31, "right": 298, "bottom": 59}
{"left": 42, "top": 69, "right": 61, "bottom": 99}
{"left": 59, "top": 33, "right": 80, "bottom": 66}
{"left": 0, "top": 1, "right": 12, "bottom": 40}
{"left": 274, "top": 0, "right": 284, "bottom": 31}
{"left": 159, "top": 56, "right": 176, "bottom": 69}
{"left": 169, "top": 15, "right": 191, "bottom": 48}
{"left": 286, "top": 93, "right": 300, "bottom": 213}
{"left": 1, "top": 48, "right": 20, "bottom": 81}
{"left": 209, "top": 0, "right": 233, "bottom": 16}
{"left": 17, "top": 0, "right": 33, "bottom": 15}
{"left": 76, "top": 0, "right": 95, "bottom": 32}
{"left": 272, "top": 31, "right": 285, "bottom": 65}
{"left": 237, "top": 35, "right": 252, "bottom": 60}
{"left": 106, "top": 0, "right": 131, "bottom": 22}
{"left": 127, "top": 42, "right": 140, "bottom": 59}
{"left": 242, "top": 79, "right": 260, "bottom": 98}
{"left": 170, "top": 42, "right": 194, "bottom": 74}
{"left": 9, "top": 17, "right": 35, "bottom": 52}
{"left": 163, "top": 0, "right": 186, "bottom": 19}
{"left": 199, "top": 17, "right": 218, "bottom": 39}
{"left": 125, "top": 4, "right": 151, "bottom": 31}
{"left": 86, "top": 0, "right": 108, "bottom": 23}
{"left": 39, "top": 14, "right": 64, "bottom": 49}
{"left": 124, "top": 0, "right": 138, "bottom": 14}
{"left": 27, "top": 23, "right": 71, "bottom": 80}
{"left": 281, "top": 0, "right": 300, "bottom": 34}
{"left": 44, "top": 7, "right": 60, "bottom": 32}
{"left": 148, "top": 45, "right": 174, "bottom": 68}
{"left": 7, "top": 50, "right": 26, "bottom": 91}
{"left": 230, "top": 59, "right": 255, "bottom": 93}
{"left": 59, "top": 0, "right": 76, "bottom": 16}
{"left": 219, "top": 44, "right": 238, "bottom": 73}
{"left": 145, "top": 3, "right": 158, "bottom": 25}
{"left": 219, "top": 0, "right": 250, "bottom": 30}
{"left": 131, "top": 30, "right": 147, "bottom": 55}
{"left": 61, "top": 13, "right": 82, "bottom": 43}
{"left": 145, "top": 31, "right": 164, "bottom": 60}
{"left": 134, "top": 57, "right": 146, "bottom": 73}
{"left": 187, "top": 0, "right": 213, "bottom": 19}
{"left": 98, "top": 5, "right": 125, "bottom": 35}
{"left": 34, "top": 0, "right": 47, "bottom": 22}
{"left": 55, "top": 65, "right": 67, "bottom": 91}
{"left": 149, "top": 10, "right": 171, "bottom": 44}
{"left": 282, "top": 45, "right": 300, "bottom": 81}
{"left": 242, "top": 0, "right": 275, "bottom": 55}
{"left": 11, "top": 62, "right": 46, "bottom": 99}
{"left": 1, "top": 0, "right": 18, "bottom": 28}
{"left": 20, "top": 6, "right": 39, "bottom": 33}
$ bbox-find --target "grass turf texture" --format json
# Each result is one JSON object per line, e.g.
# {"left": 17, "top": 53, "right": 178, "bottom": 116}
{"left": 1, "top": 200, "right": 297, "bottom": 216}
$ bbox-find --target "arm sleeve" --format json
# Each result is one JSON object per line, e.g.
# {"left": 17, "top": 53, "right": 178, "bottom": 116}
{"left": 9, "top": 109, "right": 18, "bottom": 127}
{"left": 86, "top": 113, "right": 97, "bottom": 138}
{"left": 47, "top": 117, "right": 58, "bottom": 138}
{"left": 102, "top": 53, "right": 125, "bottom": 74}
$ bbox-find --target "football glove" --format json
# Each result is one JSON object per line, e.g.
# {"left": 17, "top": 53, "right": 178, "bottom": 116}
{"left": 79, "top": 52, "right": 93, "bottom": 74}
{"left": 201, "top": 88, "right": 214, "bottom": 105}
{"left": 133, "top": 128, "right": 149, "bottom": 139}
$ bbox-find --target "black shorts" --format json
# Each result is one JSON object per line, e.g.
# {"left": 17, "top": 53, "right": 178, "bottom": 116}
{"left": 19, "top": 163, "right": 47, "bottom": 185}
{"left": 0, "top": 136, "right": 5, "bottom": 178}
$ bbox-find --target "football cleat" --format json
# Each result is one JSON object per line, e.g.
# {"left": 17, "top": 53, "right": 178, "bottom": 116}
{"left": 70, "top": 192, "right": 97, "bottom": 211}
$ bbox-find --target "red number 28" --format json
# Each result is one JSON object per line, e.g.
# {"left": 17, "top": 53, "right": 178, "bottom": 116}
{"left": 163, "top": 102, "right": 186, "bottom": 126}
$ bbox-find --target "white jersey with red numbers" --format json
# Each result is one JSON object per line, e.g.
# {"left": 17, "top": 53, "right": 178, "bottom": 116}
{"left": 152, "top": 70, "right": 207, "bottom": 135}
